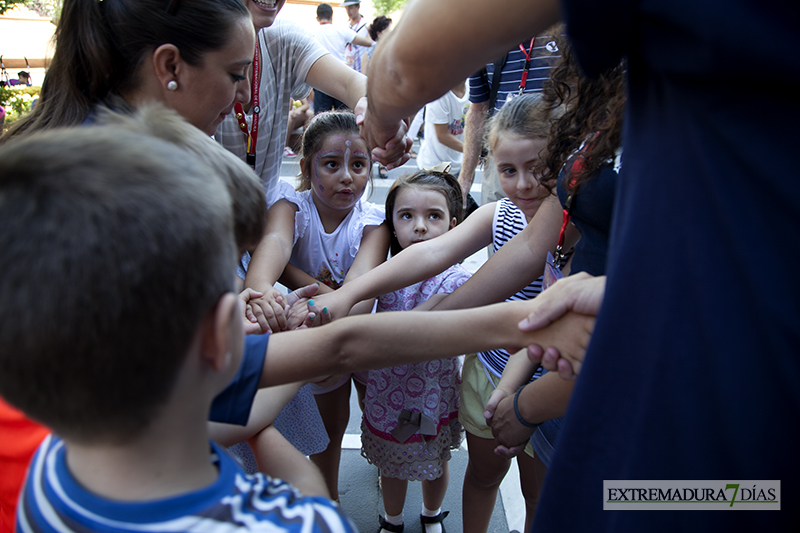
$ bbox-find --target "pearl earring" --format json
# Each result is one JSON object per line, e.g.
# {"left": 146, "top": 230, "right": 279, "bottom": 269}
{"left": 167, "top": 80, "right": 178, "bottom": 91}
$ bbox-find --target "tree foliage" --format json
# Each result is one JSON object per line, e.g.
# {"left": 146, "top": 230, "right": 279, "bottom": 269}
{"left": 371, "top": 0, "right": 409, "bottom": 16}
{"left": 1, "top": 0, "right": 60, "bottom": 17}
{"left": 0, "top": 0, "right": 27, "bottom": 16}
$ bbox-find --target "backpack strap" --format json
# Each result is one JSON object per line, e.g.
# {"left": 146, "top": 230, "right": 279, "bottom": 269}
{"left": 487, "top": 52, "right": 509, "bottom": 116}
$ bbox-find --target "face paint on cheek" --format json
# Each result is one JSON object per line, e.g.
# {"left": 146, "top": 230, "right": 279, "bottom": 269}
{"left": 313, "top": 153, "right": 324, "bottom": 192}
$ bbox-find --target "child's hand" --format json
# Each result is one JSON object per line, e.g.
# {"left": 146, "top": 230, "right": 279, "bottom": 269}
{"left": 483, "top": 387, "right": 511, "bottom": 422}
{"left": 301, "top": 289, "right": 349, "bottom": 325}
{"left": 239, "top": 289, "right": 267, "bottom": 335}
{"left": 246, "top": 287, "right": 288, "bottom": 333}
{"left": 488, "top": 388, "right": 537, "bottom": 456}
{"left": 283, "top": 283, "right": 332, "bottom": 330}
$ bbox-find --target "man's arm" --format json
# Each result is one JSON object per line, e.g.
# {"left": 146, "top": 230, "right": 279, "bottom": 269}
{"left": 306, "top": 54, "right": 367, "bottom": 110}
{"left": 459, "top": 101, "right": 489, "bottom": 206}
{"left": 306, "top": 54, "right": 410, "bottom": 168}
{"left": 365, "top": 0, "right": 560, "bottom": 146}
{"left": 352, "top": 34, "right": 373, "bottom": 47}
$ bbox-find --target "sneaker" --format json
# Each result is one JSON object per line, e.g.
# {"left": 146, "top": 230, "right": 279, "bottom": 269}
{"left": 283, "top": 146, "right": 296, "bottom": 157}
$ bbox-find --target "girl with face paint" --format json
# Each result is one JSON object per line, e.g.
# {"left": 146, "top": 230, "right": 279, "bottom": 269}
{"left": 241, "top": 111, "right": 391, "bottom": 501}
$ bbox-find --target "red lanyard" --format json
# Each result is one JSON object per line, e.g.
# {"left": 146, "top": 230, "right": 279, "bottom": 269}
{"left": 553, "top": 133, "right": 600, "bottom": 267}
{"left": 553, "top": 194, "right": 573, "bottom": 268}
{"left": 517, "top": 38, "right": 536, "bottom": 96}
{"left": 234, "top": 42, "right": 261, "bottom": 168}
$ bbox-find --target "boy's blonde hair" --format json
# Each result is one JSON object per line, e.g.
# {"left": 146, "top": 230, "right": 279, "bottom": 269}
{"left": 0, "top": 120, "right": 236, "bottom": 444}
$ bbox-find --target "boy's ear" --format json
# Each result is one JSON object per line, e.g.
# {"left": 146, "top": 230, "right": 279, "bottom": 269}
{"left": 449, "top": 216, "right": 458, "bottom": 230}
{"left": 201, "top": 292, "right": 239, "bottom": 373}
{"left": 152, "top": 43, "right": 183, "bottom": 92}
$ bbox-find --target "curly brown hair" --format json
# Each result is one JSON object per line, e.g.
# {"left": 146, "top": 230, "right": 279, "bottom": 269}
{"left": 535, "top": 34, "right": 626, "bottom": 195}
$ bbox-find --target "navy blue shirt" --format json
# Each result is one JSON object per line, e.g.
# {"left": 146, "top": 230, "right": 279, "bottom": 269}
{"left": 557, "top": 162, "right": 617, "bottom": 277}
{"left": 209, "top": 333, "right": 269, "bottom": 426}
{"left": 535, "top": 0, "right": 800, "bottom": 530}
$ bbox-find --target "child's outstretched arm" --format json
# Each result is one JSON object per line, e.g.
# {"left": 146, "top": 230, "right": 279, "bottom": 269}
{"left": 341, "top": 222, "right": 391, "bottom": 316}
{"left": 305, "top": 202, "right": 496, "bottom": 321}
{"left": 247, "top": 426, "right": 330, "bottom": 497}
{"left": 243, "top": 200, "right": 298, "bottom": 333}
{"left": 260, "top": 299, "right": 595, "bottom": 388}
{"left": 430, "top": 195, "right": 565, "bottom": 311}
{"left": 208, "top": 382, "right": 305, "bottom": 447}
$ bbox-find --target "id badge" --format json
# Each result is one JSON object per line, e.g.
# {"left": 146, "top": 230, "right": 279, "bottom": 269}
{"left": 543, "top": 251, "right": 564, "bottom": 290}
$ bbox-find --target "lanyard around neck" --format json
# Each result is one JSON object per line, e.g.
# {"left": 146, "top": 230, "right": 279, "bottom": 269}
{"left": 517, "top": 38, "right": 536, "bottom": 96}
{"left": 234, "top": 42, "right": 261, "bottom": 168}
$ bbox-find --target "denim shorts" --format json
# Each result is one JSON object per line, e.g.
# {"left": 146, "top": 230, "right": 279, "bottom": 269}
{"left": 530, "top": 416, "right": 563, "bottom": 468}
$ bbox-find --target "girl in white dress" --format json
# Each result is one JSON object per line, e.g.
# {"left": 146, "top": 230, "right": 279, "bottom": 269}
{"left": 242, "top": 111, "right": 390, "bottom": 501}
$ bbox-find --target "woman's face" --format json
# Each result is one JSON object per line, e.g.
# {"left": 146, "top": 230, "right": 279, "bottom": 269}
{"left": 172, "top": 17, "right": 255, "bottom": 136}
{"left": 243, "top": 0, "right": 286, "bottom": 31}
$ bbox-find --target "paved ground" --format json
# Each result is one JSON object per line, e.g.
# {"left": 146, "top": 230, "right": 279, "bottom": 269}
{"left": 279, "top": 141, "right": 526, "bottom": 533}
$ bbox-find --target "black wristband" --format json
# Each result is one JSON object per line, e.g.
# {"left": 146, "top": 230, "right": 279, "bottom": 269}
{"left": 514, "top": 385, "right": 541, "bottom": 429}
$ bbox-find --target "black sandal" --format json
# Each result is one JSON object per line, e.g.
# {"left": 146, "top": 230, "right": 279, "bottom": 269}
{"left": 420, "top": 510, "right": 449, "bottom": 533}
{"left": 377, "top": 515, "right": 404, "bottom": 533}
{"left": 378, "top": 165, "right": 389, "bottom": 179}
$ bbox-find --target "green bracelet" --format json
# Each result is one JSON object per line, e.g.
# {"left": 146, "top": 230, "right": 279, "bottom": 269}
{"left": 514, "top": 385, "right": 541, "bottom": 429}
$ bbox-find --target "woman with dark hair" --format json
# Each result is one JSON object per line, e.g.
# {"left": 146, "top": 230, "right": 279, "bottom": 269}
{"left": 216, "top": 2, "right": 407, "bottom": 206}
{"left": 361, "top": 15, "right": 392, "bottom": 75}
{"left": 0, "top": 0, "right": 253, "bottom": 142}
{"left": 478, "top": 36, "right": 624, "bottom": 527}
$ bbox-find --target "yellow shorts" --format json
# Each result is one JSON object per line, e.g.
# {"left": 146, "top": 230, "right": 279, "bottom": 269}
{"left": 459, "top": 353, "right": 534, "bottom": 458}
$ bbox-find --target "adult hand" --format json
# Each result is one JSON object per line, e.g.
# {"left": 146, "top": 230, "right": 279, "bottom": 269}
{"left": 355, "top": 97, "right": 412, "bottom": 169}
{"left": 519, "top": 273, "right": 605, "bottom": 378}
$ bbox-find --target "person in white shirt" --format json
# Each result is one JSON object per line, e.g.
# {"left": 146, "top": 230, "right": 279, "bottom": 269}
{"left": 418, "top": 81, "right": 470, "bottom": 178}
{"left": 341, "top": 1, "right": 369, "bottom": 73}
{"left": 313, "top": 3, "right": 372, "bottom": 114}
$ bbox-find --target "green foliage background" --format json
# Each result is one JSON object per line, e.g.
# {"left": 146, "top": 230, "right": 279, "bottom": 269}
{"left": 372, "top": 0, "right": 409, "bottom": 16}
{"left": 0, "top": 0, "right": 27, "bottom": 16}
{"left": 1, "top": 0, "right": 60, "bottom": 17}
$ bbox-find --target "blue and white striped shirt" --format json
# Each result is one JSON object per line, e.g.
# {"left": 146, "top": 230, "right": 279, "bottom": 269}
{"left": 477, "top": 199, "right": 544, "bottom": 379}
{"left": 17, "top": 435, "right": 356, "bottom": 533}
{"left": 469, "top": 36, "right": 561, "bottom": 114}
